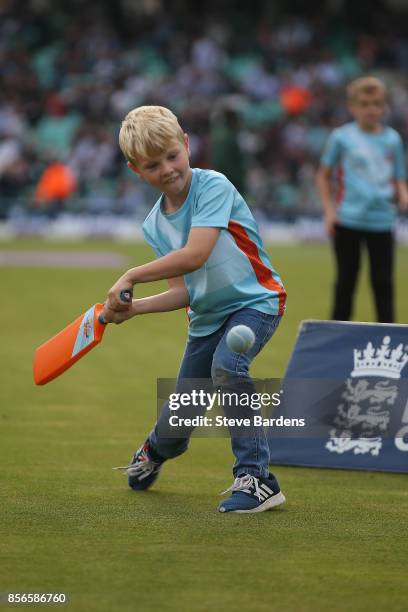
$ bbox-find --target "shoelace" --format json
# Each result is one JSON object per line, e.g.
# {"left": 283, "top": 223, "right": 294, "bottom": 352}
{"left": 112, "top": 451, "right": 159, "bottom": 478}
{"left": 220, "top": 474, "right": 264, "bottom": 502}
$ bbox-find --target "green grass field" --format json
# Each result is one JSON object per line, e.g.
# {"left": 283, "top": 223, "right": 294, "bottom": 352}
{"left": 1, "top": 239, "right": 407, "bottom": 612}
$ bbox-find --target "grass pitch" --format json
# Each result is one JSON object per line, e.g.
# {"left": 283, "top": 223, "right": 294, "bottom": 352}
{"left": 1, "top": 239, "right": 407, "bottom": 612}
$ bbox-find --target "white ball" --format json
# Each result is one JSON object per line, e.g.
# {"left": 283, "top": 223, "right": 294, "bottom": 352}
{"left": 226, "top": 325, "right": 256, "bottom": 353}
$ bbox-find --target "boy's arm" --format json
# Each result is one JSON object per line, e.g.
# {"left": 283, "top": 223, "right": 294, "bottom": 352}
{"left": 393, "top": 134, "right": 408, "bottom": 210}
{"left": 395, "top": 179, "right": 408, "bottom": 211}
{"left": 316, "top": 165, "right": 338, "bottom": 236}
{"left": 106, "top": 227, "right": 220, "bottom": 311}
{"left": 101, "top": 276, "right": 189, "bottom": 324}
{"left": 135, "top": 276, "right": 190, "bottom": 313}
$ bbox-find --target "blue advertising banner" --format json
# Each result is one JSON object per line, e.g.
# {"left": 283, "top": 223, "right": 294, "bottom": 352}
{"left": 268, "top": 321, "right": 408, "bottom": 473}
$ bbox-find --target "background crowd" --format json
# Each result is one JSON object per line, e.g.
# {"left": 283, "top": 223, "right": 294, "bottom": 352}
{"left": 1, "top": 0, "right": 408, "bottom": 223}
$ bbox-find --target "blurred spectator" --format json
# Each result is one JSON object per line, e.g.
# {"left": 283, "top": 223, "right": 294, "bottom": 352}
{"left": 1, "top": 0, "right": 408, "bottom": 220}
{"left": 34, "top": 160, "right": 77, "bottom": 217}
{"left": 210, "top": 104, "right": 246, "bottom": 193}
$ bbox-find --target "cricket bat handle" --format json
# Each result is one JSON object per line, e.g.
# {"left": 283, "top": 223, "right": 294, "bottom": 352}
{"left": 98, "top": 289, "right": 133, "bottom": 325}
{"left": 119, "top": 289, "right": 133, "bottom": 303}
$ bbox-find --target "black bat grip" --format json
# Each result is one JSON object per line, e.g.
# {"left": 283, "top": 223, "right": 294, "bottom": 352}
{"left": 98, "top": 289, "right": 133, "bottom": 325}
{"left": 119, "top": 289, "right": 133, "bottom": 303}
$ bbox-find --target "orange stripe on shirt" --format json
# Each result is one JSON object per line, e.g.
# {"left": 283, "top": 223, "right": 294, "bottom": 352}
{"left": 228, "top": 220, "right": 286, "bottom": 315}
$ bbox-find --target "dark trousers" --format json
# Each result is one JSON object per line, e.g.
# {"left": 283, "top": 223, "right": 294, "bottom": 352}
{"left": 332, "top": 225, "right": 395, "bottom": 323}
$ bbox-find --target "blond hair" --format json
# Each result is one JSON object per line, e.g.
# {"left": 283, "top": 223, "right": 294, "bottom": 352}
{"left": 119, "top": 105, "right": 185, "bottom": 164}
{"left": 346, "top": 76, "right": 387, "bottom": 103}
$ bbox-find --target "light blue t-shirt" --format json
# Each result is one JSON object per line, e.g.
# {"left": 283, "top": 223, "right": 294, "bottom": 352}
{"left": 142, "top": 168, "right": 286, "bottom": 337}
{"left": 321, "top": 121, "right": 406, "bottom": 231}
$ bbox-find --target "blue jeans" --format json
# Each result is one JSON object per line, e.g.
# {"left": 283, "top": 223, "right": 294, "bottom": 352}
{"left": 149, "top": 308, "right": 282, "bottom": 478}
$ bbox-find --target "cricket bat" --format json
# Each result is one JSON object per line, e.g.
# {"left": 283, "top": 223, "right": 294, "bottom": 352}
{"left": 33, "top": 290, "right": 132, "bottom": 386}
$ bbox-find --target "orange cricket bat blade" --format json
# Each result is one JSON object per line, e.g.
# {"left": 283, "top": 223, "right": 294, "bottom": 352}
{"left": 33, "top": 303, "right": 107, "bottom": 385}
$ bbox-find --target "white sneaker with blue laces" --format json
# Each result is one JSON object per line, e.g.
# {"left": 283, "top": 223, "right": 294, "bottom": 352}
{"left": 218, "top": 473, "right": 286, "bottom": 513}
